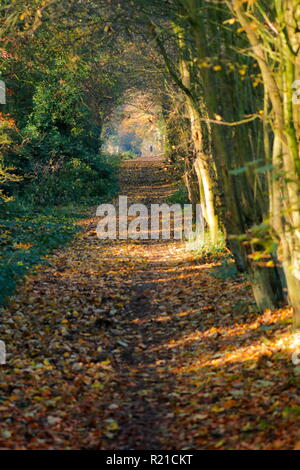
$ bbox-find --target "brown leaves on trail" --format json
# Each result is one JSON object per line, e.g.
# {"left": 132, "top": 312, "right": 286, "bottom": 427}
{"left": 0, "top": 156, "right": 299, "bottom": 449}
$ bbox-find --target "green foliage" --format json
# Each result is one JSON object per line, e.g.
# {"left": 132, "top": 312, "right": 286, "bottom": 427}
{"left": 1, "top": 62, "right": 119, "bottom": 208}
{"left": 188, "top": 231, "right": 226, "bottom": 256}
{"left": 118, "top": 151, "right": 138, "bottom": 160}
{"left": 0, "top": 83, "right": 118, "bottom": 299}
{"left": 167, "top": 183, "right": 189, "bottom": 205}
{"left": 0, "top": 113, "right": 22, "bottom": 203}
{"left": 5, "top": 145, "right": 118, "bottom": 207}
{"left": 0, "top": 207, "right": 82, "bottom": 306}
{"left": 0, "top": 49, "right": 120, "bottom": 305}
{"left": 209, "top": 256, "right": 239, "bottom": 281}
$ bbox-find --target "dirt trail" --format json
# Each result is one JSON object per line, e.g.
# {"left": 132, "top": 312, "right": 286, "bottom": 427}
{"left": 0, "top": 157, "right": 299, "bottom": 450}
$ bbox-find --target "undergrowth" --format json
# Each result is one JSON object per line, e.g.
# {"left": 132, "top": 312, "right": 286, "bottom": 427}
{"left": 0, "top": 206, "right": 86, "bottom": 306}
{"left": 187, "top": 230, "right": 239, "bottom": 281}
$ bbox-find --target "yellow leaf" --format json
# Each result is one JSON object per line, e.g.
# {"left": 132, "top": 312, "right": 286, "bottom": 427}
{"left": 215, "top": 440, "right": 225, "bottom": 448}
{"left": 91, "top": 381, "right": 104, "bottom": 390}
{"left": 105, "top": 420, "right": 119, "bottom": 431}
{"left": 211, "top": 405, "right": 224, "bottom": 413}
{"left": 223, "top": 18, "right": 236, "bottom": 25}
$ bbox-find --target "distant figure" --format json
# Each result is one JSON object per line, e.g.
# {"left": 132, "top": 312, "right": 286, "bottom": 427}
{"left": 149, "top": 145, "right": 153, "bottom": 153}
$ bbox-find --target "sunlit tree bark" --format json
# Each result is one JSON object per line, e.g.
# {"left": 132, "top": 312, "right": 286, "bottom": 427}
{"left": 229, "top": 0, "right": 300, "bottom": 325}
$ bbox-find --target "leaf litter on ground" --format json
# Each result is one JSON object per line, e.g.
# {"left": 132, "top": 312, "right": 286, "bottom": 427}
{"left": 0, "top": 155, "right": 299, "bottom": 450}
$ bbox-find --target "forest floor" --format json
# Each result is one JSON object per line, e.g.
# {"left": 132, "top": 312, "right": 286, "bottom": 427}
{"left": 0, "top": 156, "right": 300, "bottom": 450}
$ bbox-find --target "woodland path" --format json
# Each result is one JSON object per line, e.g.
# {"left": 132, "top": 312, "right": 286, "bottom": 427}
{"left": 0, "top": 157, "right": 299, "bottom": 450}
